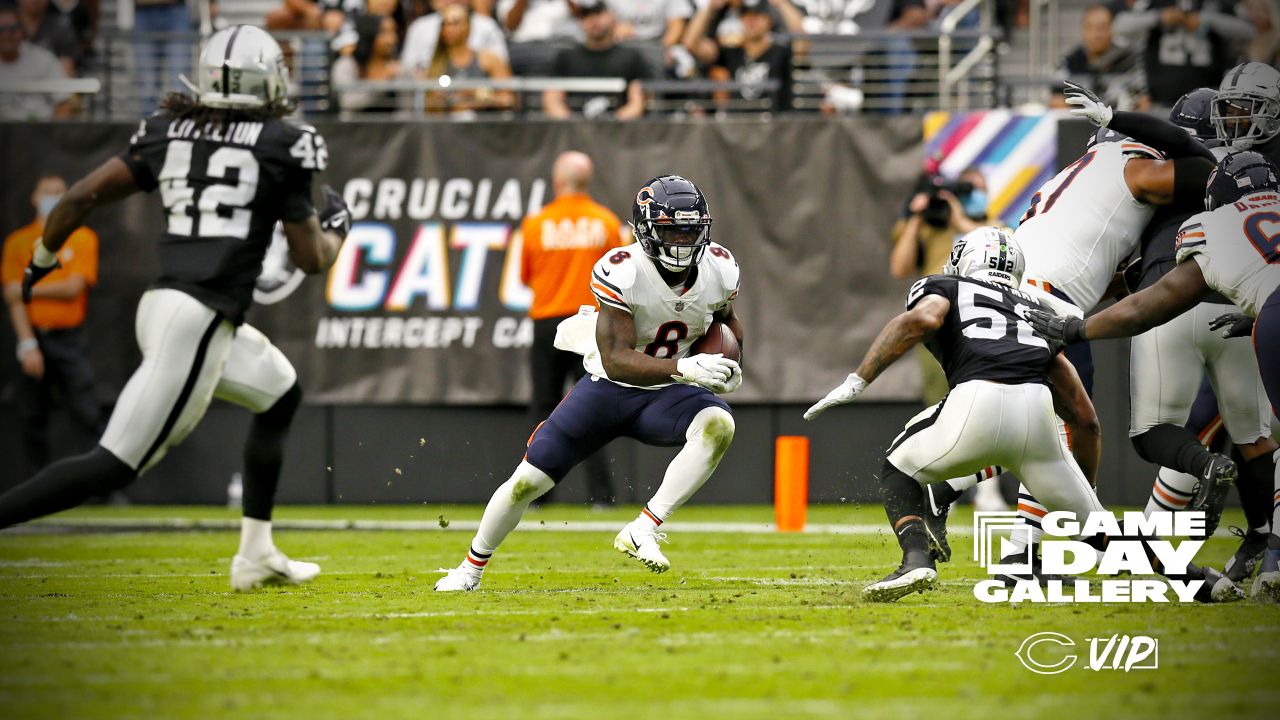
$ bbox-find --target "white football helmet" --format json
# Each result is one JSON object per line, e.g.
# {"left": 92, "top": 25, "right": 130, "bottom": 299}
{"left": 1212, "top": 62, "right": 1280, "bottom": 149}
{"left": 193, "top": 25, "right": 289, "bottom": 109}
{"left": 945, "top": 227, "right": 1024, "bottom": 289}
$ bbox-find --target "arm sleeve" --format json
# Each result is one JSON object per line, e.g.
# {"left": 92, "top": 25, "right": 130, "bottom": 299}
{"left": 1111, "top": 9, "right": 1159, "bottom": 37}
{"left": 117, "top": 118, "right": 160, "bottom": 192}
{"left": 1174, "top": 220, "right": 1208, "bottom": 264}
{"left": 1172, "top": 156, "right": 1214, "bottom": 208}
{"left": 1108, "top": 110, "right": 1216, "bottom": 161}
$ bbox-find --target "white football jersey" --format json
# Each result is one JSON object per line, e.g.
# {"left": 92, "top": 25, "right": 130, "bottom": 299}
{"left": 586, "top": 242, "right": 740, "bottom": 388}
{"left": 1018, "top": 141, "right": 1162, "bottom": 311}
{"left": 1175, "top": 191, "right": 1280, "bottom": 317}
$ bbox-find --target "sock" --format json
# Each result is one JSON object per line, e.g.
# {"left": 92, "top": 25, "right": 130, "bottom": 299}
{"left": 878, "top": 459, "right": 928, "bottom": 528}
{"left": 1143, "top": 467, "right": 1197, "bottom": 516}
{"left": 644, "top": 407, "right": 735, "bottom": 522}
{"left": 238, "top": 517, "right": 274, "bottom": 559}
{"left": 468, "top": 461, "right": 555, "bottom": 560}
{"left": 974, "top": 471, "right": 1007, "bottom": 508}
{"left": 893, "top": 517, "right": 932, "bottom": 565}
{"left": 0, "top": 446, "right": 135, "bottom": 529}
{"left": 1131, "top": 424, "right": 1213, "bottom": 477}
{"left": 1237, "top": 452, "right": 1276, "bottom": 531}
{"left": 1006, "top": 485, "right": 1045, "bottom": 554}
{"left": 943, "top": 466, "right": 1002, "bottom": 494}
{"left": 242, "top": 383, "right": 302, "bottom": 522}
{"left": 634, "top": 504, "right": 663, "bottom": 530}
{"left": 1272, "top": 447, "right": 1280, "bottom": 547}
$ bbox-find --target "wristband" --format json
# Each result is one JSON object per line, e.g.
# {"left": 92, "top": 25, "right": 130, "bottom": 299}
{"left": 33, "top": 242, "right": 58, "bottom": 269}
{"left": 16, "top": 338, "right": 39, "bottom": 360}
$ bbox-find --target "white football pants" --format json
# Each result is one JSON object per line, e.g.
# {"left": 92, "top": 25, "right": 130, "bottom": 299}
{"left": 100, "top": 289, "right": 297, "bottom": 474}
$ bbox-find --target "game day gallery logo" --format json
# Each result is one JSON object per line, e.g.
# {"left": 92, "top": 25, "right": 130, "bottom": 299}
{"left": 973, "top": 511, "right": 1207, "bottom": 603}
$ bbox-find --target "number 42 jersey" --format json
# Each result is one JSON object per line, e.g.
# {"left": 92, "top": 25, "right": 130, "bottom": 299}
{"left": 908, "top": 274, "right": 1057, "bottom": 389}
{"left": 119, "top": 113, "right": 327, "bottom": 323}
{"left": 586, "top": 242, "right": 740, "bottom": 388}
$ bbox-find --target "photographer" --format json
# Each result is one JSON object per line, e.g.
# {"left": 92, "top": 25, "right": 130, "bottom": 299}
{"left": 888, "top": 167, "right": 989, "bottom": 284}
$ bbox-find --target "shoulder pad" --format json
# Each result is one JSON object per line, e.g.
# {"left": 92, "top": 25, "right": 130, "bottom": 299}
{"left": 704, "top": 242, "right": 740, "bottom": 301}
{"left": 127, "top": 115, "right": 168, "bottom": 150}
{"left": 905, "top": 274, "right": 954, "bottom": 308}
{"left": 280, "top": 121, "right": 329, "bottom": 172}
{"left": 1174, "top": 215, "right": 1210, "bottom": 263}
{"left": 591, "top": 247, "right": 638, "bottom": 312}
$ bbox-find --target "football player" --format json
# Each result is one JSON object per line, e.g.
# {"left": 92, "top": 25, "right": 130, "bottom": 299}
{"left": 805, "top": 228, "right": 1241, "bottom": 603}
{"left": 0, "top": 26, "right": 352, "bottom": 591}
{"left": 1028, "top": 150, "right": 1280, "bottom": 602}
{"left": 1066, "top": 80, "right": 1278, "bottom": 568}
{"left": 434, "top": 175, "right": 743, "bottom": 591}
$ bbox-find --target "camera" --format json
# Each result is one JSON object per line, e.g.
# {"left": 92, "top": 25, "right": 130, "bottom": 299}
{"left": 915, "top": 174, "right": 976, "bottom": 228}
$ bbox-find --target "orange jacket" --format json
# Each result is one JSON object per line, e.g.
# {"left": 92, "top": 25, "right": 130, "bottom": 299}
{"left": 520, "top": 193, "right": 627, "bottom": 320}
{"left": 2, "top": 221, "right": 98, "bottom": 329}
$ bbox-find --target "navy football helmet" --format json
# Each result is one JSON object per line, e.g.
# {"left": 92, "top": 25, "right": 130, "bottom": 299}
{"left": 1170, "top": 88, "right": 1217, "bottom": 143}
{"left": 1205, "top": 151, "right": 1279, "bottom": 210}
{"left": 631, "top": 175, "right": 713, "bottom": 272}
{"left": 1086, "top": 126, "right": 1125, "bottom": 149}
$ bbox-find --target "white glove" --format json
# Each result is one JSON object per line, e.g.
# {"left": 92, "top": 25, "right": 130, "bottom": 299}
{"left": 1063, "top": 80, "right": 1113, "bottom": 128}
{"left": 714, "top": 360, "right": 743, "bottom": 395}
{"left": 673, "top": 353, "right": 734, "bottom": 391}
{"left": 803, "top": 373, "right": 868, "bottom": 420}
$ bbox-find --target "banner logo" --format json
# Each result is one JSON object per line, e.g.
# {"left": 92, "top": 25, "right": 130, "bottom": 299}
{"left": 1017, "top": 632, "right": 1158, "bottom": 673}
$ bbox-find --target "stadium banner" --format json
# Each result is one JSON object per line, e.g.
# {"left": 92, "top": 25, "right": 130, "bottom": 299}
{"left": 0, "top": 118, "right": 927, "bottom": 404}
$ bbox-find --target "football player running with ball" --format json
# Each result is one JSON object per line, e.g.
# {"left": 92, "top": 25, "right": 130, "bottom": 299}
{"left": 805, "top": 228, "right": 1242, "bottom": 603}
{"left": 435, "top": 176, "right": 744, "bottom": 591}
{"left": 0, "top": 27, "right": 351, "bottom": 591}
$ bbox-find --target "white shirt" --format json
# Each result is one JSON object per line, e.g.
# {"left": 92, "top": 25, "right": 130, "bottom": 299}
{"left": 401, "top": 12, "right": 510, "bottom": 71}
{"left": 609, "top": 0, "right": 692, "bottom": 41}
{"left": 0, "top": 43, "right": 70, "bottom": 121}
{"left": 1018, "top": 140, "right": 1161, "bottom": 311}
{"left": 497, "top": 0, "right": 582, "bottom": 42}
{"left": 1176, "top": 191, "right": 1280, "bottom": 317}
{"left": 586, "top": 242, "right": 741, "bottom": 387}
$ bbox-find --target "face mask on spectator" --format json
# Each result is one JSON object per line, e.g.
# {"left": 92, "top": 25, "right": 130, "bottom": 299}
{"left": 38, "top": 194, "right": 61, "bottom": 219}
{"left": 962, "top": 190, "right": 988, "bottom": 218}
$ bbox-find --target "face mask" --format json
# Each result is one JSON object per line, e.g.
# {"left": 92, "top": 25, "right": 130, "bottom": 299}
{"left": 37, "top": 195, "right": 61, "bottom": 219}
{"left": 963, "top": 190, "right": 988, "bottom": 219}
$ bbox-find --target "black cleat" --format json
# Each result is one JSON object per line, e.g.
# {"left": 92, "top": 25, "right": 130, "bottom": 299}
{"left": 1190, "top": 454, "right": 1236, "bottom": 537}
{"left": 862, "top": 550, "right": 937, "bottom": 603}
{"left": 1224, "top": 527, "right": 1268, "bottom": 582}
{"left": 923, "top": 486, "right": 954, "bottom": 563}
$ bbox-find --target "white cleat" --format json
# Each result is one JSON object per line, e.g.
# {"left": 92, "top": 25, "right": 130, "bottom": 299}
{"left": 862, "top": 565, "right": 938, "bottom": 603}
{"left": 1251, "top": 571, "right": 1280, "bottom": 604}
{"left": 434, "top": 563, "right": 483, "bottom": 592}
{"left": 230, "top": 549, "right": 321, "bottom": 591}
{"left": 614, "top": 524, "right": 670, "bottom": 574}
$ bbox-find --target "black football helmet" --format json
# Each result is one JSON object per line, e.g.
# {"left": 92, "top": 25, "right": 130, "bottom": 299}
{"left": 631, "top": 175, "right": 713, "bottom": 272}
{"left": 1170, "top": 88, "right": 1217, "bottom": 143}
{"left": 1205, "top": 150, "right": 1279, "bottom": 210}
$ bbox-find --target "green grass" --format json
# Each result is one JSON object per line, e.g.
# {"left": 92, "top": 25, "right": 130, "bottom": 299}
{"left": 1, "top": 504, "right": 1276, "bottom": 720}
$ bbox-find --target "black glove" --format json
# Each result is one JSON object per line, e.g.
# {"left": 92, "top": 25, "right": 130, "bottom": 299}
{"left": 22, "top": 259, "right": 61, "bottom": 304}
{"left": 318, "top": 185, "right": 351, "bottom": 239}
{"left": 1208, "top": 312, "right": 1254, "bottom": 339}
{"left": 1026, "top": 309, "right": 1087, "bottom": 346}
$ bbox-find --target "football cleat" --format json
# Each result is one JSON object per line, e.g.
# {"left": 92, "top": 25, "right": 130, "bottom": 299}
{"left": 1224, "top": 527, "right": 1268, "bottom": 582}
{"left": 434, "top": 563, "right": 483, "bottom": 592}
{"left": 1251, "top": 571, "right": 1280, "bottom": 604}
{"left": 1189, "top": 454, "right": 1236, "bottom": 537}
{"left": 1194, "top": 566, "right": 1245, "bottom": 603}
{"left": 863, "top": 551, "right": 938, "bottom": 602}
{"left": 614, "top": 523, "right": 670, "bottom": 573}
{"left": 995, "top": 548, "right": 1070, "bottom": 587}
{"left": 920, "top": 508, "right": 951, "bottom": 564}
{"left": 230, "top": 549, "right": 320, "bottom": 591}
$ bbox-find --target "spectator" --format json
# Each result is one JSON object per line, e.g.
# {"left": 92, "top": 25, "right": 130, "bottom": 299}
{"left": 47, "top": 0, "right": 95, "bottom": 66}
{"left": 499, "top": 0, "right": 579, "bottom": 42}
{"left": 542, "top": 1, "right": 648, "bottom": 120}
{"left": 797, "top": 0, "right": 903, "bottom": 34}
{"left": 709, "top": 0, "right": 791, "bottom": 111}
{"left": 1056, "top": 3, "right": 1147, "bottom": 111}
{"left": 1240, "top": 0, "right": 1280, "bottom": 64}
{"left": 685, "top": 0, "right": 804, "bottom": 65}
{"left": 125, "top": 0, "right": 191, "bottom": 113}
{"left": 0, "top": 4, "right": 72, "bottom": 120}
{"left": 267, "top": 0, "right": 349, "bottom": 32}
{"left": 423, "top": 1, "right": 513, "bottom": 115}
{"left": 402, "top": 0, "right": 508, "bottom": 74}
{"left": 331, "top": 0, "right": 405, "bottom": 55}
{"left": 1113, "top": 0, "right": 1255, "bottom": 108}
{"left": 332, "top": 13, "right": 402, "bottom": 112}
{"left": 609, "top": 0, "right": 692, "bottom": 45}
{"left": 2, "top": 173, "right": 103, "bottom": 477}
{"left": 17, "top": 0, "right": 76, "bottom": 75}
{"left": 519, "top": 151, "right": 625, "bottom": 506}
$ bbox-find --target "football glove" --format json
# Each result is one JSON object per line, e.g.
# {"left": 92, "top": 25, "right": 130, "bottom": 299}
{"left": 1026, "top": 308, "right": 1087, "bottom": 346}
{"left": 318, "top": 185, "right": 352, "bottom": 239}
{"left": 716, "top": 362, "right": 744, "bottom": 395}
{"left": 1208, "top": 312, "right": 1254, "bottom": 339}
{"left": 803, "top": 372, "right": 868, "bottom": 420}
{"left": 1063, "top": 80, "right": 1113, "bottom": 128}
{"left": 673, "top": 353, "right": 735, "bottom": 392}
{"left": 22, "top": 242, "right": 60, "bottom": 304}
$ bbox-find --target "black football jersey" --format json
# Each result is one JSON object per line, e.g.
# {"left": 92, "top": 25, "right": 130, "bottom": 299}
{"left": 119, "top": 113, "right": 325, "bottom": 322}
{"left": 907, "top": 275, "right": 1056, "bottom": 389}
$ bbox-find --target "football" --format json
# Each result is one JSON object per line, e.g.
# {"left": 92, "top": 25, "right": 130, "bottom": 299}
{"left": 690, "top": 321, "right": 741, "bottom": 363}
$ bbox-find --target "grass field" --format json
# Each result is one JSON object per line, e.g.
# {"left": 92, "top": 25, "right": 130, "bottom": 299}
{"left": 1, "top": 504, "right": 1277, "bottom": 720}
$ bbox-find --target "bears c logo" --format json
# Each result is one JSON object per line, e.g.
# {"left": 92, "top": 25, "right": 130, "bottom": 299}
{"left": 636, "top": 186, "right": 654, "bottom": 205}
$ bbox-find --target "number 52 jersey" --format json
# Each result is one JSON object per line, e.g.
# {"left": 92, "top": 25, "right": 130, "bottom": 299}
{"left": 908, "top": 274, "right": 1059, "bottom": 389}
{"left": 118, "top": 114, "right": 328, "bottom": 323}
{"left": 586, "top": 242, "right": 740, "bottom": 388}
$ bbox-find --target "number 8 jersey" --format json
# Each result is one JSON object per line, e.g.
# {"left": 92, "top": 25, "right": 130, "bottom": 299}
{"left": 908, "top": 274, "right": 1057, "bottom": 389}
{"left": 119, "top": 114, "right": 326, "bottom": 323}
{"left": 587, "top": 241, "right": 740, "bottom": 388}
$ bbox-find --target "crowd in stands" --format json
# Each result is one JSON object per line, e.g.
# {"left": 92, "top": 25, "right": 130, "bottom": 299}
{"left": 0, "top": 0, "right": 1273, "bottom": 120}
